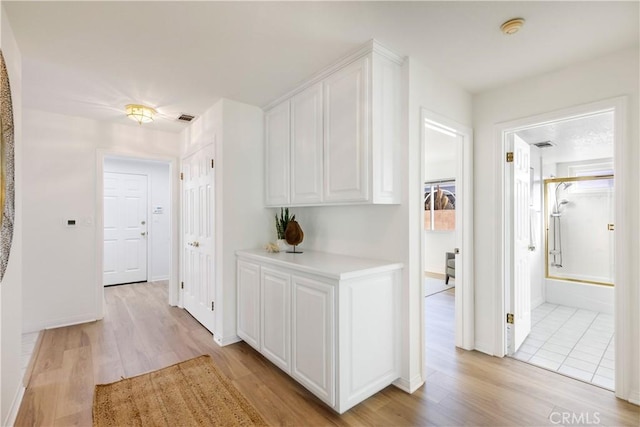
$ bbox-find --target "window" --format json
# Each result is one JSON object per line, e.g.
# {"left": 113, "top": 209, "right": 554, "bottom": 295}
{"left": 424, "top": 180, "right": 456, "bottom": 231}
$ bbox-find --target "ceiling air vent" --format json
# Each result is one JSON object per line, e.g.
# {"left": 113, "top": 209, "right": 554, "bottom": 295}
{"left": 533, "top": 141, "right": 555, "bottom": 148}
{"left": 177, "top": 113, "right": 196, "bottom": 123}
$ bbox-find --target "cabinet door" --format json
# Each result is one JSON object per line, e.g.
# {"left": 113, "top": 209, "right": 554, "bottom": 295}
{"left": 237, "top": 260, "right": 261, "bottom": 350}
{"left": 261, "top": 267, "right": 291, "bottom": 373}
{"left": 265, "top": 101, "right": 291, "bottom": 206}
{"left": 323, "top": 57, "right": 369, "bottom": 203}
{"left": 291, "top": 83, "right": 323, "bottom": 204}
{"left": 291, "top": 276, "right": 335, "bottom": 406}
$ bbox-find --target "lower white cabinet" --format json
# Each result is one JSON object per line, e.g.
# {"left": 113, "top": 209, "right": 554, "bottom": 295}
{"left": 291, "top": 275, "right": 335, "bottom": 406}
{"left": 236, "top": 249, "right": 402, "bottom": 414}
{"left": 260, "top": 267, "right": 291, "bottom": 373}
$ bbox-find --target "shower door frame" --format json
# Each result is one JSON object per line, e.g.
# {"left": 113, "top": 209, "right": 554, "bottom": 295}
{"left": 543, "top": 175, "right": 615, "bottom": 287}
{"left": 495, "top": 96, "right": 632, "bottom": 402}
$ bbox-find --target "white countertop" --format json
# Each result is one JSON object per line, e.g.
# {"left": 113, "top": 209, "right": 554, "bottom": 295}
{"left": 236, "top": 248, "right": 403, "bottom": 280}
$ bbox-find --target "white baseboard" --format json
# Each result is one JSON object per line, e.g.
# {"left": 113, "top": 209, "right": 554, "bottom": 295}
{"left": 214, "top": 334, "right": 242, "bottom": 347}
{"left": 150, "top": 275, "right": 169, "bottom": 282}
{"left": 392, "top": 375, "right": 424, "bottom": 394}
{"left": 474, "top": 341, "right": 495, "bottom": 356}
{"left": 23, "top": 313, "right": 97, "bottom": 334}
{"left": 4, "top": 385, "right": 25, "bottom": 427}
{"left": 628, "top": 389, "right": 640, "bottom": 406}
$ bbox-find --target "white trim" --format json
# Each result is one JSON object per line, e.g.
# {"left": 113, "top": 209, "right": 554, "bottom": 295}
{"left": 420, "top": 109, "right": 474, "bottom": 353}
{"left": 3, "top": 385, "right": 25, "bottom": 427}
{"left": 23, "top": 314, "right": 97, "bottom": 334}
{"left": 392, "top": 375, "right": 424, "bottom": 393}
{"left": 628, "top": 390, "right": 640, "bottom": 406}
{"left": 96, "top": 150, "right": 180, "bottom": 321}
{"left": 214, "top": 334, "right": 242, "bottom": 347}
{"left": 495, "top": 97, "right": 630, "bottom": 400}
{"left": 263, "top": 39, "right": 405, "bottom": 110}
{"left": 150, "top": 275, "right": 170, "bottom": 282}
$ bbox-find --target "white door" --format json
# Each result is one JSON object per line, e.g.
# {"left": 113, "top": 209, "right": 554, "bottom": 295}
{"left": 323, "top": 56, "right": 369, "bottom": 203}
{"left": 510, "top": 135, "right": 532, "bottom": 353}
{"left": 103, "top": 172, "right": 148, "bottom": 286}
{"left": 237, "top": 260, "right": 261, "bottom": 350}
{"left": 182, "top": 144, "right": 216, "bottom": 333}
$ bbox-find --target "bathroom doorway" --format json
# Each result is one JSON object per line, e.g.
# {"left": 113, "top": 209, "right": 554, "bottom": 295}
{"left": 501, "top": 102, "right": 623, "bottom": 392}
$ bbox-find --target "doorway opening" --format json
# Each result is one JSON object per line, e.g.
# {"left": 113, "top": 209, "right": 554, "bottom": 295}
{"left": 97, "top": 153, "right": 176, "bottom": 315}
{"left": 420, "top": 108, "right": 474, "bottom": 382}
{"left": 501, "top": 102, "right": 623, "bottom": 392}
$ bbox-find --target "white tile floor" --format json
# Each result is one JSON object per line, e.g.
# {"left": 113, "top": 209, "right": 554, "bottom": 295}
{"left": 513, "top": 303, "right": 615, "bottom": 390}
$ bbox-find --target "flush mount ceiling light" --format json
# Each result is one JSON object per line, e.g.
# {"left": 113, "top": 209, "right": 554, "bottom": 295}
{"left": 501, "top": 18, "right": 525, "bottom": 35}
{"left": 125, "top": 104, "right": 156, "bottom": 124}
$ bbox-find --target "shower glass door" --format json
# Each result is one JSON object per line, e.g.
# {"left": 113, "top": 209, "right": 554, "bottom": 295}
{"left": 544, "top": 175, "right": 614, "bottom": 286}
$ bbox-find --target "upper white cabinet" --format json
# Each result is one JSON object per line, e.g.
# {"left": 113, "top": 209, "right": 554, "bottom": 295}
{"left": 264, "top": 40, "right": 404, "bottom": 207}
{"left": 265, "top": 101, "right": 291, "bottom": 206}
{"left": 291, "top": 83, "right": 324, "bottom": 205}
{"left": 323, "top": 57, "right": 369, "bottom": 203}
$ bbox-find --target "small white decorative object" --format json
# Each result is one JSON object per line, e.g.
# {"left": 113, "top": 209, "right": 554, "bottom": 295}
{"left": 264, "top": 242, "right": 280, "bottom": 253}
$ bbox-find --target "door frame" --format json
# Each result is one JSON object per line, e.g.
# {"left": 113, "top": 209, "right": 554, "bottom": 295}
{"left": 95, "top": 150, "right": 179, "bottom": 319}
{"left": 420, "top": 108, "right": 474, "bottom": 353}
{"left": 495, "top": 97, "right": 629, "bottom": 399}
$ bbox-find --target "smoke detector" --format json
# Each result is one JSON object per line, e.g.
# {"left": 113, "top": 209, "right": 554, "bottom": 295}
{"left": 501, "top": 18, "right": 525, "bottom": 35}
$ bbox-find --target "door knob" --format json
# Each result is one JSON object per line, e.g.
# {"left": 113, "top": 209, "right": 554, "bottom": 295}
{"left": 141, "top": 232, "right": 147, "bottom": 236}
{"left": 193, "top": 241, "right": 200, "bottom": 247}
{"left": 454, "top": 248, "right": 460, "bottom": 254}
{"left": 141, "top": 220, "right": 146, "bottom": 225}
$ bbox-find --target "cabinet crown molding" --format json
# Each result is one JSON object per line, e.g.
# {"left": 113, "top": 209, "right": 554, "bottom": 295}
{"left": 263, "top": 39, "right": 405, "bottom": 111}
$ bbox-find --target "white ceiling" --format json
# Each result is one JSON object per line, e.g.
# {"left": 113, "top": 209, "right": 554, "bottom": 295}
{"left": 4, "top": 1, "right": 639, "bottom": 133}
{"left": 516, "top": 111, "right": 614, "bottom": 165}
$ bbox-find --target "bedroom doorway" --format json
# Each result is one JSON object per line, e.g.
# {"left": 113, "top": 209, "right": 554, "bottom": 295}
{"left": 420, "top": 108, "right": 474, "bottom": 365}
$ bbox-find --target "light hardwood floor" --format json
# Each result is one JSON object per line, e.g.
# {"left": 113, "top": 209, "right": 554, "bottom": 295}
{"left": 15, "top": 283, "right": 639, "bottom": 426}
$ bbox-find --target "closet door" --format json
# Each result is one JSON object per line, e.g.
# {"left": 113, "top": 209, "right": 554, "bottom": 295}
{"left": 323, "top": 57, "right": 369, "bottom": 203}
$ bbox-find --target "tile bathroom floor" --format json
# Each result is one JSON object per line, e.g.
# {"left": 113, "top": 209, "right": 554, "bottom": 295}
{"left": 513, "top": 302, "right": 615, "bottom": 390}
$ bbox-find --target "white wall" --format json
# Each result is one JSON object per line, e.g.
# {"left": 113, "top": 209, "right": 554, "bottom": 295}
{"left": 0, "top": 6, "right": 23, "bottom": 425}
{"left": 294, "top": 57, "right": 472, "bottom": 392}
{"left": 22, "top": 110, "right": 180, "bottom": 332}
{"left": 104, "top": 157, "right": 171, "bottom": 281}
{"left": 473, "top": 48, "right": 639, "bottom": 403}
{"left": 181, "top": 98, "right": 271, "bottom": 345}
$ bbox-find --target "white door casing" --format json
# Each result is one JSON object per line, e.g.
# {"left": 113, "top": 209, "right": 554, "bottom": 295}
{"left": 510, "top": 135, "right": 532, "bottom": 353}
{"left": 103, "top": 172, "right": 148, "bottom": 286}
{"left": 182, "top": 145, "right": 216, "bottom": 333}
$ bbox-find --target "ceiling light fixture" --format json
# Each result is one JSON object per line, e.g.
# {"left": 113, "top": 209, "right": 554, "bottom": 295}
{"left": 125, "top": 104, "right": 156, "bottom": 124}
{"left": 501, "top": 18, "right": 525, "bottom": 35}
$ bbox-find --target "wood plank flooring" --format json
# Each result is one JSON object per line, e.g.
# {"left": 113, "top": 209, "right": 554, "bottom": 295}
{"left": 15, "top": 283, "right": 639, "bottom": 426}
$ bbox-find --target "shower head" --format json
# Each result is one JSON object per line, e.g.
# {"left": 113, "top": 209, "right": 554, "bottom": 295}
{"left": 562, "top": 182, "right": 573, "bottom": 190}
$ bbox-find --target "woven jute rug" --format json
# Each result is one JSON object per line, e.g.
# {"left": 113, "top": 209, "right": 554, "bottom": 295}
{"left": 93, "top": 355, "right": 267, "bottom": 426}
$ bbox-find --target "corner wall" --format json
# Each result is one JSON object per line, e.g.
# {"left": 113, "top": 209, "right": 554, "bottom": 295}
{"left": 0, "top": 5, "right": 23, "bottom": 425}
{"left": 22, "top": 110, "right": 180, "bottom": 332}
{"left": 473, "top": 48, "right": 639, "bottom": 403}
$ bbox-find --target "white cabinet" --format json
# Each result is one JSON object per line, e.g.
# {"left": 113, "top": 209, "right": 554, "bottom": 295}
{"left": 236, "top": 249, "right": 402, "bottom": 413}
{"left": 291, "top": 83, "right": 324, "bottom": 205}
{"left": 260, "top": 267, "right": 291, "bottom": 373}
{"left": 236, "top": 260, "right": 261, "bottom": 350}
{"left": 265, "top": 101, "right": 291, "bottom": 206}
{"left": 264, "top": 40, "right": 403, "bottom": 207}
{"left": 323, "top": 57, "right": 369, "bottom": 203}
{"left": 291, "top": 275, "right": 335, "bottom": 406}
